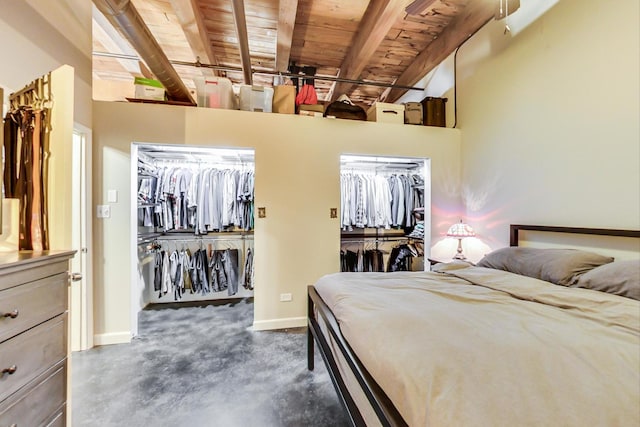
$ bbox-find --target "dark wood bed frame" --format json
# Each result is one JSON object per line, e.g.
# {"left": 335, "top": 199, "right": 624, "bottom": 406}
{"left": 308, "top": 224, "right": 640, "bottom": 427}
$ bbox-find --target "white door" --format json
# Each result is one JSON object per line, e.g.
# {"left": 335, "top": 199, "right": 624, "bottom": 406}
{"left": 70, "top": 125, "right": 93, "bottom": 351}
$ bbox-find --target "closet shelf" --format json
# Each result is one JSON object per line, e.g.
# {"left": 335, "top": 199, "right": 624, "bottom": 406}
{"left": 138, "top": 173, "right": 158, "bottom": 179}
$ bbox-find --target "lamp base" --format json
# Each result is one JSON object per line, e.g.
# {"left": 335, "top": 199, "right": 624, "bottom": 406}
{"left": 452, "top": 238, "right": 467, "bottom": 261}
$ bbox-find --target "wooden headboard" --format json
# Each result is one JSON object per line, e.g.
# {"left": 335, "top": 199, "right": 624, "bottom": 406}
{"left": 510, "top": 225, "right": 640, "bottom": 247}
{"left": 509, "top": 224, "right": 640, "bottom": 260}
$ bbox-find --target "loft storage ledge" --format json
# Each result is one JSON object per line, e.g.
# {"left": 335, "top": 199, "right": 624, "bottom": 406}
{"left": 126, "top": 97, "right": 196, "bottom": 107}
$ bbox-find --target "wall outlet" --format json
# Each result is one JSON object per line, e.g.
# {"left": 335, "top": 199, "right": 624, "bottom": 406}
{"left": 96, "top": 205, "right": 111, "bottom": 218}
{"left": 279, "top": 293, "right": 292, "bottom": 302}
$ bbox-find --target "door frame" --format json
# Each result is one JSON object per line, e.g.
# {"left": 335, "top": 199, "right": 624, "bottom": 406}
{"left": 71, "top": 123, "right": 93, "bottom": 351}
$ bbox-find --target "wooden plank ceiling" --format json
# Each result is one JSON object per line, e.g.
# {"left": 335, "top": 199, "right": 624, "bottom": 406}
{"left": 92, "top": 0, "right": 498, "bottom": 106}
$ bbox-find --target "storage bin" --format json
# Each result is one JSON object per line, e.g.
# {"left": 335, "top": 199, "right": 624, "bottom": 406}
{"left": 195, "top": 77, "right": 236, "bottom": 109}
{"left": 366, "top": 102, "right": 405, "bottom": 124}
{"left": 239, "top": 85, "right": 274, "bottom": 113}
{"left": 404, "top": 102, "right": 423, "bottom": 125}
{"left": 134, "top": 77, "right": 165, "bottom": 101}
{"left": 422, "top": 97, "right": 447, "bottom": 127}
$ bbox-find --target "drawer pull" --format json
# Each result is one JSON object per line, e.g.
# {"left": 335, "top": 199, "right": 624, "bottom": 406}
{"left": 70, "top": 272, "right": 83, "bottom": 282}
{"left": 1, "top": 365, "right": 17, "bottom": 376}
{"left": 2, "top": 309, "right": 19, "bottom": 319}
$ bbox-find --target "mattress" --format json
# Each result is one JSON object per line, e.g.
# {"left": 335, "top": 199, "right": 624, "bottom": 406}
{"left": 314, "top": 267, "right": 640, "bottom": 426}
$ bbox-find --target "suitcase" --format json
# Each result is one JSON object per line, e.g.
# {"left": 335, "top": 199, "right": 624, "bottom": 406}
{"left": 422, "top": 97, "right": 447, "bottom": 127}
{"left": 324, "top": 100, "right": 366, "bottom": 121}
{"left": 404, "top": 102, "right": 423, "bottom": 125}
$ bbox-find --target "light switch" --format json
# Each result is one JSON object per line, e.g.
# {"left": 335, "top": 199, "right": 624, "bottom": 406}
{"left": 107, "top": 189, "right": 118, "bottom": 203}
{"left": 258, "top": 207, "right": 266, "bottom": 218}
{"left": 330, "top": 208, "right": 338, "bottom": 219}
{"left": 96, "top": 205, "right": 111, "bottom": 218}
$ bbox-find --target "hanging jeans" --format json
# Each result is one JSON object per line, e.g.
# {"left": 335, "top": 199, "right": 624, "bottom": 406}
{"left": 210, "top": 250, "right": 228, "bottom": 293}
{"left": 242, "top": 248, "right": 254, "bottom": 290}
{"left": 224, "top": 249, "right": 239, "bottom": 296}
{"left": 210, "top": 249, "right": 239, "bottom": 296}
{"left": 387, "top": 245, "right": 414, "bottom": 272}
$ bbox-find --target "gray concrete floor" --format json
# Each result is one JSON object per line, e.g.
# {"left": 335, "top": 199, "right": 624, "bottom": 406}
{"left": 72, "top": 299, "right": 349, "bottom": 427}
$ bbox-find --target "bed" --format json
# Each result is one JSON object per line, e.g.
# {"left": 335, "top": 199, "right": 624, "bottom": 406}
{"left": 307, "top": 225, "right": 640, "bottom": 427}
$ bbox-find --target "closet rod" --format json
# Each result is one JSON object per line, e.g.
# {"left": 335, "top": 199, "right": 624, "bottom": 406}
{"left": 155, "top": 234, "right": 254, "bottom": 241}
{"left": 138, "top": 233, "right": 163, "bottom": 245}
{"left": 341, "top": 168, "right": 421, "bottom": 174}
{"left": 92, "top": 51, "right": 424, "bottom": 91}
{"left": 340, "top": 237, "right": 409, "bottom": 244}
{"left": 153, "top": 159, "right": 254, "bottom": 168}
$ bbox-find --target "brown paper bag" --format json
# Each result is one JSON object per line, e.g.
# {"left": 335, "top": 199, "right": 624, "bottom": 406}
{"left": 272, "top": 86, "right": 296, "bottom": 114}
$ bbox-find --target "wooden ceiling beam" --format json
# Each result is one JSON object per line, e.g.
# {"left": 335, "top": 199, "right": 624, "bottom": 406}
{"left": 230, "top": 0, "right": 253, "bottom": 84}
{"left": 331, "top": 0, "right": 412, "bottom": 101}
{"left": 386, "top": 0, "right": 495, "bottom": 102}
{"left": 276, "top": 0, "right": 299, "bottom": 72}
{"left": 405, "top": 0, "right": 437, "bottom": 16}
{"left": 168, "top": 0, "right": 219, "bottom": 78}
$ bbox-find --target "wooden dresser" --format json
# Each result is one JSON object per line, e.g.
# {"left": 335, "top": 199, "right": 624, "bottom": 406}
{"left": 0, "top": 251, "right": 74, "bottom": 426}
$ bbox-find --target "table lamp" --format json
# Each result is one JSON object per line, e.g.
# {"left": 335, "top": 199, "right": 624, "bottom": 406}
{"left": 447, "top": 220, "right": 475, "bottom": 260}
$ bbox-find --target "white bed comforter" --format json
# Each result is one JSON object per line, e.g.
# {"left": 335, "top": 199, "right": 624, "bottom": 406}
{"left": 313, "top": 267, "right": 640, "bottom": 427}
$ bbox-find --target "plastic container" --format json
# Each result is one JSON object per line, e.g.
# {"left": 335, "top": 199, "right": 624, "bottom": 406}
{"left": 195, "top": 77, "right": 236, "bottom": 109}
{"left": 239, "top": 85, "right": 274, "bottom": 113}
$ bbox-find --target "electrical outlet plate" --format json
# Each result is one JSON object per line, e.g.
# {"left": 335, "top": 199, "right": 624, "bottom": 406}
{"left": 279, "top": 293, "right": 292, "bottom": 302}
{"left": 96, "top": 205, "right": 111, "bottom": 218}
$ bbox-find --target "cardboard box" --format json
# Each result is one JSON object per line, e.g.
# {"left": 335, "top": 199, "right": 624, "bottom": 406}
{"left": 366, "top": 102, "right": 405, "bottom": 124}
{"left": 134, "top": 77, "right": 165, "bottom": 101}
{"left": 404, "top": 102, "right": 423, "bottom": 125}
{"left": 298, "top": 104, "right": 325, "bottom": 115}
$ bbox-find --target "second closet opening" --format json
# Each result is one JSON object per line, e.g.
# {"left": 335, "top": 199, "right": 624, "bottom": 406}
{"left": 339, "top": 154, "right": 431, "bottom": 273}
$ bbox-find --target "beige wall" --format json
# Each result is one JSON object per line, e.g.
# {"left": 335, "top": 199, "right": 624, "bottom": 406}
{"left": 453, "top": 0, "right": 640, "bottom": 251}
{"left": 0, "top": 0, "right": 92, "bottom": 127}
{"left": 93, "top": 101, "right": 461, "bottom": 340}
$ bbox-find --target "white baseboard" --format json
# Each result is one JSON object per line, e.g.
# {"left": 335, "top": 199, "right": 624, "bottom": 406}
{"left": 93, "top": 331, "right": 132, "bottom": 346}
{"left": 252, "top": 316, "right": 306, "bottom": 331}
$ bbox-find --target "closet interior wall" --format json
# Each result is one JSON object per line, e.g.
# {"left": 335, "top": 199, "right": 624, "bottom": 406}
{"left": 134, "top": 143, "right": 255, "bottom": 308}
{"left": 340, "top": 154, "right": 430, "bottom": 273}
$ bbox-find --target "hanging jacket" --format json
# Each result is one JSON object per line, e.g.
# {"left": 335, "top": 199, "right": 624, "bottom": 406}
{"left": 295, "top": 84, "right": 318, "bottom": 106}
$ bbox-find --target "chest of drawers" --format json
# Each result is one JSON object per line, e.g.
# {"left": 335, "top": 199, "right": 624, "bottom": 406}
{"left": 0, "top": 251, "right": 74, "bottom": 427}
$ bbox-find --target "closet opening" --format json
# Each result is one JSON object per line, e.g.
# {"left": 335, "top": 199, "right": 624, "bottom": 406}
{"left": 131, "top": 143, "right": 255, "bottom": 337}
{"left": 339, "top": 154, "right": 431, "bottom": 273}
